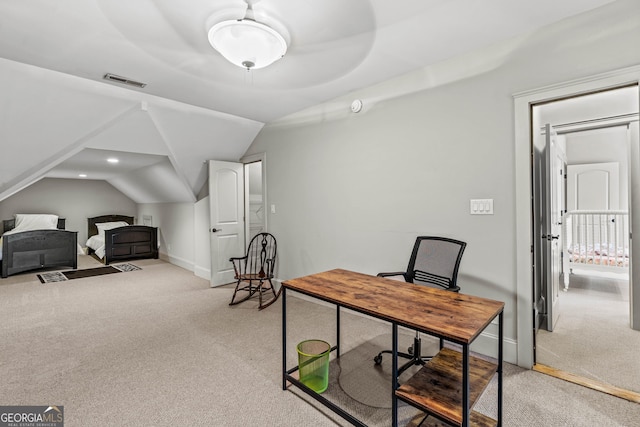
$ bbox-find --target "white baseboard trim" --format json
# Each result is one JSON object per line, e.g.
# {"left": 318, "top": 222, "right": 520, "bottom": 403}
{"left": 472, "top": 332, "right": 518, "bottom": 365}
{"left": 194, "top": 266, "right": 210, "bottom": 281}
{"left": 285, "top": 291, "right": 518, "bottom": 365}
{"left": 159, "top": 252, "right": 194, "bottom": 272}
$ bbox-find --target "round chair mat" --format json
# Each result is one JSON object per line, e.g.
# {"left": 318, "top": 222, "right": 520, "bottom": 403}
{"left": 335, "top": 333, "right": 439, "bottom": 409}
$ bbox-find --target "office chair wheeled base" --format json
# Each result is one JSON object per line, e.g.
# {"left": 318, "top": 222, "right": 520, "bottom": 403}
{"left": 373, "top": 335, "right": 432, "bottom": 376}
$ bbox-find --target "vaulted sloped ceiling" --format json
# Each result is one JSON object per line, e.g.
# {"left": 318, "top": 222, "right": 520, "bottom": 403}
{"left": 0, "top": 58, "right": 263, "bottom": 203}
{"left": 109, "top": 158, "right": 195, "bottom": 204}
{"left": 0, "top": 0, "right": 617, "bottom": 204}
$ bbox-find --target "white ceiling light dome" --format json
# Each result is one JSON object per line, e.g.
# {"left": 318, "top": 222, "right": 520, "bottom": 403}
{"left": 207, "top": 4, "right": 288, "bottom": 70}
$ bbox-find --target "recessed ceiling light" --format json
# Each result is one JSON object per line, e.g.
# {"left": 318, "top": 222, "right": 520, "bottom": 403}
{"left": 78, "top": 173, "right": 87, "bottom": 178}
{"left": 107, "top": 158, "right": 119, "bottom": 164}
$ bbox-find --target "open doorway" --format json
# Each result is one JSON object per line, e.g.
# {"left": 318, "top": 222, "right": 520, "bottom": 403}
{"left": 245, "top": 160, "right": 265, "bottom": 243}
{"left": 532, "top": 85, "right": 639, "bottom": 396}
{"left": 241, "top": 152, "right": 267, "bottom": 248}
{"left": 195, "top": 154, "right": 268, "bottom": 286}
{"left": 514, "top": 66, "right": 640, "bottom": 372}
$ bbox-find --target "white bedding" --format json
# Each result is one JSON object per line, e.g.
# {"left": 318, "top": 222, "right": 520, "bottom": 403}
{"left": 86, "top": 221, "right": 129, "bottom": 259}
{"left": 14, "top": 214, "right": 59, "bottom": 230}
{"left": 86, "top": 234, "right": 106, "bottom": 259}
{"left": 1, "top": 214, "right": 60, "bottom": 261}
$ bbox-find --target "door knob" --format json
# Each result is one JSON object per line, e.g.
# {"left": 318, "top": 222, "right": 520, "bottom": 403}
{"left": 211, "top": 228, "right": 222, "bottom": 233}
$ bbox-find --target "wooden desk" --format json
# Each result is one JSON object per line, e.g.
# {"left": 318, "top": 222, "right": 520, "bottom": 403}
{"left": 282, "top": 268, "right": 504, "bottom": 427}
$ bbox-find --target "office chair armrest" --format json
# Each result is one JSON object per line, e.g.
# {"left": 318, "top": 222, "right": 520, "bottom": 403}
{"left": 377, "top": 271, "right": 409, "bottom": 281}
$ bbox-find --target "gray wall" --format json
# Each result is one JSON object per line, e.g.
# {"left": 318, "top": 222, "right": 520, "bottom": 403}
{"left": 0, "top": 178, "right": 136, "bottom": 243}
{"left": 137, "top": 202, "right": 195, "bottom": 271}
{"left": 243, "top": 0, "right": 640, "bottom": 364}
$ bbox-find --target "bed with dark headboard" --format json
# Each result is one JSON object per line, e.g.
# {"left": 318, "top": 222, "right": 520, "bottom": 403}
{"left": 1, "top": 216, "right": 77, "bottom": 278}
{"left": 87, "top": 215, "right": 158, "bottom": 265}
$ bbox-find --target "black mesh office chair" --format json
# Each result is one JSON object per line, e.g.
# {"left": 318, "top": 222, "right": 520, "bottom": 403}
{"left": 373, "top": 236, "right": 466, "bottom": 375}
{"left": 229, "top": 232, "right": 279, "bottom": 310}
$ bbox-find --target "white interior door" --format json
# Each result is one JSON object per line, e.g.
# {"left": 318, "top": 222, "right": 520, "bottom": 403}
{"left": 567, "top": 162, "right": 620, "bottom": 211}
{"left": 543, "top": 124, "right": 565, "bottom": 331}
{"left": 208, "top": 160, "right": 245, "bottom": 287}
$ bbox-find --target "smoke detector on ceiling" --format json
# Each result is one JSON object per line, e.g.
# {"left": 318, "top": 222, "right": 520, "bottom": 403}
{"left": 351, "top": 99, "right": 363, "bottom": 113}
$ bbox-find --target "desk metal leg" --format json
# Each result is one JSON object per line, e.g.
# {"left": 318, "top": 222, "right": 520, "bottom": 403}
{"left": 282, "top": 287, "right": 287, "bottom": 391}
{"left": 462, "top": 344, "right": 469, "bottom": 427}
{"left": 392, "top": 323, "right": 398, "bottom": 427}
{"left": 336, "top": 305, "right": 341, "bottom": 358}
{"left": 498, "top": 311, "right": 504, "bottom": 426}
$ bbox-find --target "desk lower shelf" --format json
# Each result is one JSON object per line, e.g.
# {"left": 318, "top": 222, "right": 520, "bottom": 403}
{"left": 395, "top": 347, "right": 498, "bottom": 427}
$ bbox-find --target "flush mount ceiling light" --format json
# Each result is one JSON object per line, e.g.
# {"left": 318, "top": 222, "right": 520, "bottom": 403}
{"left": 207, "top": 4, "right": 287, "bottom": 70}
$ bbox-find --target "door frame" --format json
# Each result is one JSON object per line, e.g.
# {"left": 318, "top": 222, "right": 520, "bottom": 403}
{"left": 513, "top": 65, "right": 640, "bottom": 368}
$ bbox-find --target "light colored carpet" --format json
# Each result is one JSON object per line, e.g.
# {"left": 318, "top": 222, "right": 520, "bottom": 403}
{"left": 536, "top": 270, "right": 639, "bottom": 393}
{"left": 0, "top": 257, "right": 638, "bottom": 426}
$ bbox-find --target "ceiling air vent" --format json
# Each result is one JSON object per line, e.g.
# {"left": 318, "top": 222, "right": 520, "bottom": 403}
{"left": 103, "top": 73, "right": 147, "bottom": 88}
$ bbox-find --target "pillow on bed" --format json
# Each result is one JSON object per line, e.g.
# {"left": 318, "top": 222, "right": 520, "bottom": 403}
{"left": 95, "top": 221, "right": 129, "bottom": 238}
{"left": 14, "top": 214, "right": 59, "bottom": 231}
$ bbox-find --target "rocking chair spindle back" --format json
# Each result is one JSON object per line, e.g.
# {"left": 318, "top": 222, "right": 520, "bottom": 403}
{"left": 229, "top": 233, "right": 278, "bottom": 310}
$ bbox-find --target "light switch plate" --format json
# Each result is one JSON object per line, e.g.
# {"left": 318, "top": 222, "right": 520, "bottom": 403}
{"left": 470, "top": 199, "right": 494, "bottom": 215}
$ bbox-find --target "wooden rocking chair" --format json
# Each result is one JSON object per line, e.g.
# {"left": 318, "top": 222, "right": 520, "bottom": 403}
{"left": 229, "top": 232, "right": 278, "bottom": 310}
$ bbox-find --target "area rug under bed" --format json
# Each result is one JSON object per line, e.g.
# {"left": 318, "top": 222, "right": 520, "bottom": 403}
{"left": 37, "top": 263, "right": 141, "bottom": 283}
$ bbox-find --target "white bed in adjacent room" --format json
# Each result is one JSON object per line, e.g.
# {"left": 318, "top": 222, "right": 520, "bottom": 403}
{"left": 563, "top": 210, "right": 629, "bottom": 290}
